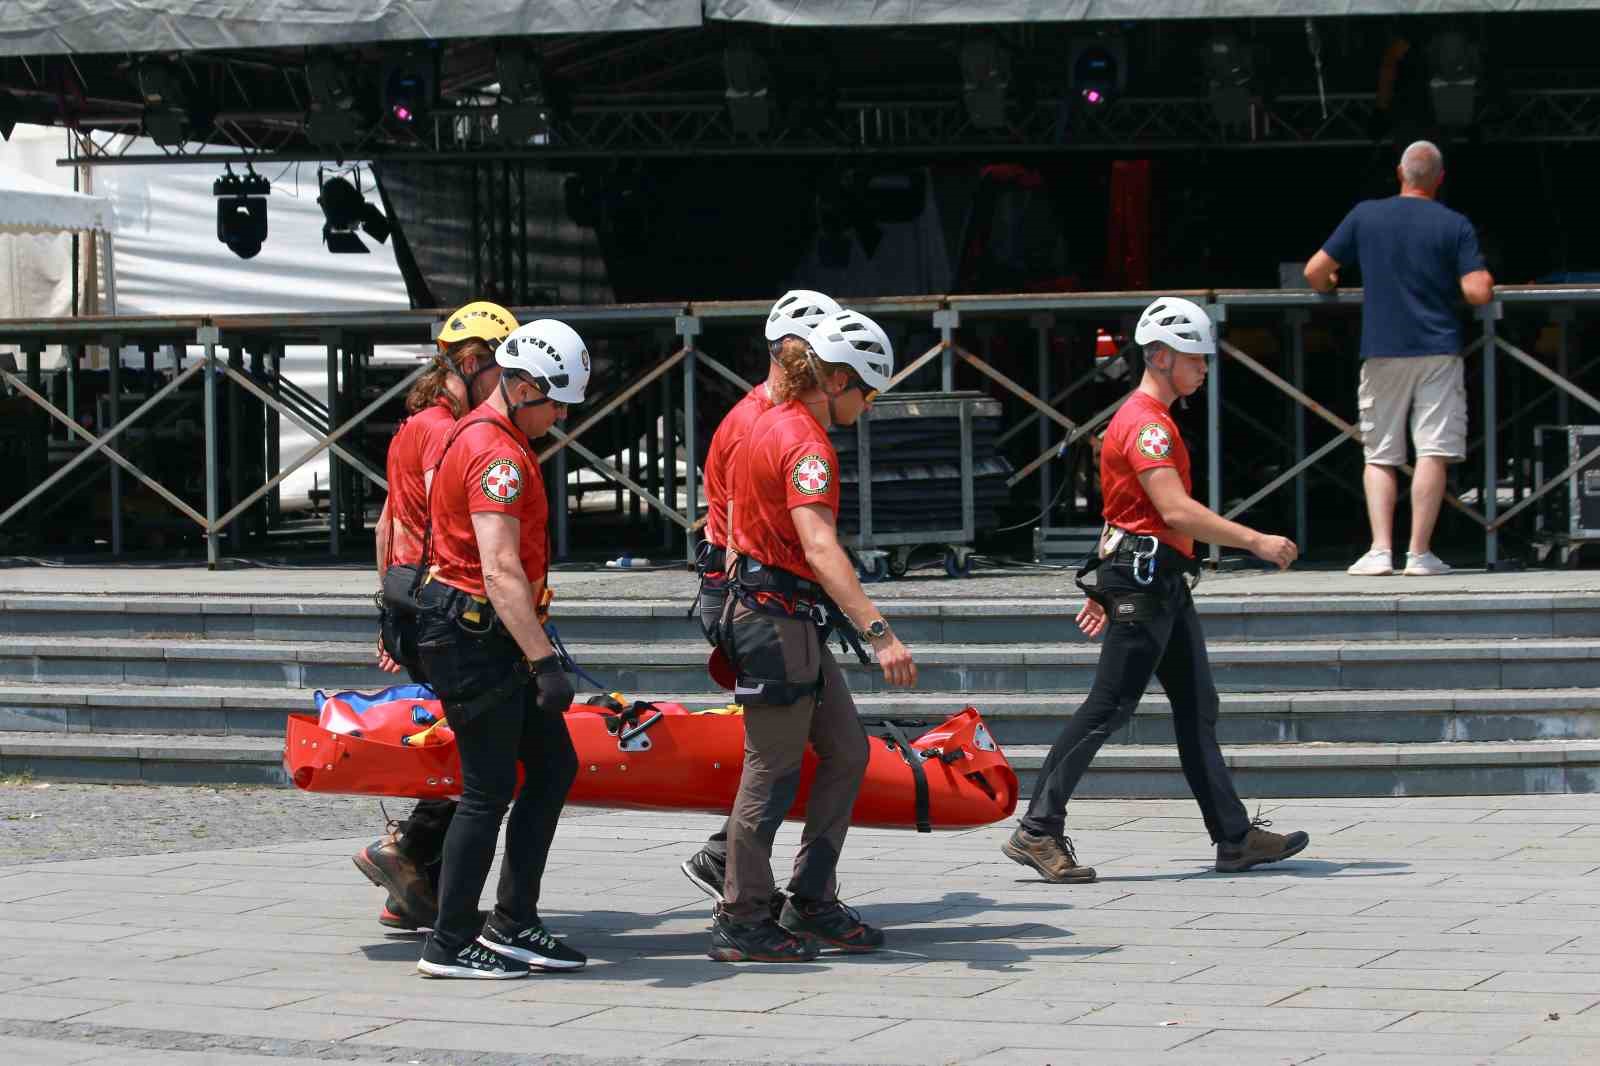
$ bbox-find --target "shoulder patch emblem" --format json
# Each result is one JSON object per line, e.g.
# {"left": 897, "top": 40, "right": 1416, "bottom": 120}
{"left": 1136, "top": 422, "right": 1173, "bottom": 461}
{"left": 481, "top": 457, "right": 523, "bottom": 504}
{"left": 792, "top": 454, "right": 831, "bottom": 496}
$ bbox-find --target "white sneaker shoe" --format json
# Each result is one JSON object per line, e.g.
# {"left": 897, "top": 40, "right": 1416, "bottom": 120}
{"left": 1346, "top": 549, "right": 1394, "bottom": 576}
{"left": 1404, "top": 551, "right": 1453, "bottom": 576}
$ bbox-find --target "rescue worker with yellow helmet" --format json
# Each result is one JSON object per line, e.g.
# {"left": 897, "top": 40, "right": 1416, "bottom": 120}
{"left": 355, "top": 300, "right": 516, "bottom": 933}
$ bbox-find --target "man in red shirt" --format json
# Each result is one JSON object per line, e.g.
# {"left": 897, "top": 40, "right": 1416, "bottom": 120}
{"left": 359, "top": 301, "right": 516, "bottom": 933}
{"left": 1002, "top": 297, "right": 1311, "bottom": 883}
{"left": 411, "top": 318, "right": 591, "bottom": 979}
{"left": 712, "top": 309, "right": 916, "bottom": 963}
{"left": 682, "top": 289, "right": 840, "bottom": 904}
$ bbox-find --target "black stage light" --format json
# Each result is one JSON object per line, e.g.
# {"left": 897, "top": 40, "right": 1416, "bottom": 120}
{"left": 960, "top": 39, "right": 1011, "bottom": 130}
{"left": 137, "top": 60, "right": 191, "bottom": 146}
{"left": 305, "top": 55, "right": 366, "bottom": 146}
{"left": 317, "top": 173, "right": 389, "bottom": 254}
{"left": 214, "top": 166, "right": 270, "bottom": 260}
{"left": 1206, "top": 33, "right": 1255, "bottom": 128}
{"left": 1070, "top": 38, "right": 1126, "bottom": 107}
{"left": 383, "top": 50, "right": 436, "bottom": 125}
{"left": 724, "top": 45, "right": 771, "bottom": 136}
{"left": 1428, "top": 30, "right": 1481, "bottom": 128}
{"left": 495, "top": 50, "right": 553, "bottom": 143}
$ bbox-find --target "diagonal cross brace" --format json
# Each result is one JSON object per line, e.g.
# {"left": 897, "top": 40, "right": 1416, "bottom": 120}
{"left": 0, "top": 363, "right": 208, "bottom": 529}
{"left": 544, "top": 426, "right": 692, "bottom": 531}
{"left": 540, "top": 348, "right": 686, "bottom": 463}
{"left": 213, "top": 362, "right": 425, "bottom": 532}
{"left": 222, "top": 364, "right": 391, "bottom": 491}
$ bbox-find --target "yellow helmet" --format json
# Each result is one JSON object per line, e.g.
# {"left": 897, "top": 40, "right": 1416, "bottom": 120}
{"left": 436, "top": 301, "right": 518, "bottom": 352}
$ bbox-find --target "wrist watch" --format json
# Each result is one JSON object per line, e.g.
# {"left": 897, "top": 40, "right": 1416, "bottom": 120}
{"left": 861, "top": 618, "right": 890, "bottom": 641}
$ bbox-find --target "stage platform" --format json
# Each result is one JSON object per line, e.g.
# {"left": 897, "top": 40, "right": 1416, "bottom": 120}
{"left": 1, "top": 563, "right": 1598, "bottom": 798}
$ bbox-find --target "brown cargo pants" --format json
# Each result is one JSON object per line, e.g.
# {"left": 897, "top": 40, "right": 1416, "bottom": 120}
{"left": 722, "top": 601, "right": 869, "bottom": 922}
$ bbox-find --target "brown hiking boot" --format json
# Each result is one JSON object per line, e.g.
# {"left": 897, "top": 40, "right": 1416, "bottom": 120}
{"left": 353, "top": 836, "right": 437, "bottom": 927}
{"left": 1215, "top": 818, "right": 1310, "bottom": 873}
{"left": 1001, "top": 827, "right": 1097, "bottom": 883}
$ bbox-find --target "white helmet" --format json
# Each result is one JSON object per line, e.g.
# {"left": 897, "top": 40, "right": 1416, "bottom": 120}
{"left": 808, "top": 309, "right": 894, "bottom": 392}
{"left": 1134, "top": 296, "right": 1216, "bottom": 356}
{"left": 496, "top": 319, "right": 590, "bottom": 404}
{"left": 765, "top": 289, "right": 841, "bottom": 343}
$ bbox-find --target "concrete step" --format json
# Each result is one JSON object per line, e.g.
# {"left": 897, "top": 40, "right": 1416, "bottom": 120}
{"left": 5, "top": 730, "right": 1596, "bottom": 798}
{"left": 3, "top": 635, "right": 1597, "bottom": 693}
{"left": 4, "top": 682, "right": 1599, "bottom": 748}
{"left": 7, "top": 592, "right": 1600, "bottom": 645}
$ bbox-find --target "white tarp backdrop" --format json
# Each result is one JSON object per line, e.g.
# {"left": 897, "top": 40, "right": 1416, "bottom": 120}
{"left": 0, "top": 124, "right": 412, "bottom": 506}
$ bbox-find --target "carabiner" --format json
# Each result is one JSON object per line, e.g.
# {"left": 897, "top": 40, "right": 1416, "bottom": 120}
{"left": 1133, "top": 536, "right": 1159, "bottom": 586}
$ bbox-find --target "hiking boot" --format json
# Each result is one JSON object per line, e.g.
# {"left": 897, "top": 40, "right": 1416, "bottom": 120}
{"left": 779, "top": 898, "right": 885, "bottom": 954}
{"left": 416, "top": 938, "right": 529, "bottom": 980}
{"left": 1216, "top": 818, "right": 1311, "bottom": 873}
{"left": 680, "top": 846, "right": 727, "bottom": 903}
{"left": 708, "top": 908, "right": 820, "bottom": 963}
{"left": 379, "top": 894, "right": 424, "bottom": 931}
{"left": 354, "top": 836, "right": 437, "bottom": 928}
{"left": 478, "top": 920, "right": 586, "bottom": 971}
{"left": 1001, "top": 827, "right": 1098, "bottom": 883}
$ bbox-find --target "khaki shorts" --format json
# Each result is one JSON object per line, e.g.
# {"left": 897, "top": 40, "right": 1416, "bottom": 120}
{"left": 1357, "top": 354, "right": 1467, "bottom": 466}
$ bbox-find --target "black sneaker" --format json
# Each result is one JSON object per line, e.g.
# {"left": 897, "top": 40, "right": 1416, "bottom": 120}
{"left": 416, "top": 938, "right": 529, "bottom": 980}
{"left": 478, "top": 921, "right": 587, "bottom": 971}
{"left": 778, "top": 898, "right": 885, "bottom": 954}
{"left": 708, "top": 908, "right": 820, "bottom": 963}
{"left": 680, "top": 846, "right": 727, "bottom": 902}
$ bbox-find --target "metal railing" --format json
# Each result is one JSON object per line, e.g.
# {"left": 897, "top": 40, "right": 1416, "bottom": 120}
{"left": 2, "top": 285, "right": 1597, "bottom": 569}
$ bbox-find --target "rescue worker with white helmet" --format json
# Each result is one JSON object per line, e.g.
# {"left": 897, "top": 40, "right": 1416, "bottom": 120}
{"left": 358, "top": 300, "right": 517, "bottom": 933}
{"left": 711, "top": 308, "right": 916, "bottom": 962}
{"left": 680, "top": 289, "right": 841, "bottom": 907}
{"left": 409, "top": 319, "right": 590, "bottom": 978}
{"left": 1003, "top": 297, "right": 1311, "bottom": 884}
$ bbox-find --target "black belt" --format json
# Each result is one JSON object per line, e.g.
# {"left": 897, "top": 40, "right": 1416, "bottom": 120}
{"left": 732, "top": 556, "right": 868, "bottom": 665}
{"left": 696, "top": 541, "right": 728, "bottom": 577}
{"left": 1106, "top": 537, "right": 1201, "bottom": 578}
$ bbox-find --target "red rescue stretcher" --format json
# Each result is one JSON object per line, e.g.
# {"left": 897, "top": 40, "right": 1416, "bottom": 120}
{"left": 284, "top": 686, "right": 1018, "bottom": 831}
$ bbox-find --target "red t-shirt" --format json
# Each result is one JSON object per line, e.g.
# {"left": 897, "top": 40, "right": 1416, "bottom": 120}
{"left": 384, "top": 400, "right": 455, "bottom": 569}
{"left": 733, "top": 400, "right": 839, "bottom": 583}
{"left": 428, "top": 405, "right": 548, "bottom": 597}
{"left": 704, "top": 384, "right": 775, "bottom": 548}
{"left": 1100, "top": 389, "right": 1194, "bottom": 558}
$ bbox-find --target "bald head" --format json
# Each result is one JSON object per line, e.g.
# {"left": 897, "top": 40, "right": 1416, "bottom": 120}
{"left": 1399, "top": 141, "right": 1444, "bottom": 195}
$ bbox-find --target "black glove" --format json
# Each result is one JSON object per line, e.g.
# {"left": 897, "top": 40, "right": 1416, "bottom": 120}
{"left": 531, "top": 654, "right": 574, "bottom": 714}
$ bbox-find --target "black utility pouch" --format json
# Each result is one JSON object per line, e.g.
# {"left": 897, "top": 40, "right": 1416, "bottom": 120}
{"left": 730, "top": 608, "right": 821, "bottom": 707}
{"left": 1107, "top": 592, "right": 1164, "bottom": 624}
{"left": 378, "top": 564, "right": 423, "bottom": 670}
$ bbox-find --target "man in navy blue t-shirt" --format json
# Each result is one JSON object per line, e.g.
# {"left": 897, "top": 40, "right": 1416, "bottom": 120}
{"left": 1304, "top": 141, "right": 1494, "bottom": 577}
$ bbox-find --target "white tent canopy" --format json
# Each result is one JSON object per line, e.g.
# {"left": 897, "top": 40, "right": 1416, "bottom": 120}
{"left": 0, "top": 163, "right": 117, "bottom": 315}
{"left": 0, "top": 167, "right": 114, "bottom": 236}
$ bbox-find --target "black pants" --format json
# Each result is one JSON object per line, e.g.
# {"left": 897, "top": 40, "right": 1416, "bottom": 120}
{"left": 1022, "top": 565, "right": 1251, "bottom": 846}
{"left": 382, "top": 571, "right": 458, "bottom": 867}
{"left": 417, "top": 595, "right": 578, "bottom": 953}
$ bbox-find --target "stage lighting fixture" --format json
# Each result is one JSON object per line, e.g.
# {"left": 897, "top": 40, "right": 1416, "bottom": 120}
{"left": 1070, "top": 38, "right": 1125, "bottom": 107}
{"left": 1428, "top": 30, "right": 1481, "bottom": 128}
{"left": 383, "top": 50, "right": 436, "bottom": 126}
{"left": 723, "top": 45, "right": 771, "bottom": 136}
{"left": 305, "top": 55, "right": 366, "bottom": 146}
{"left": 317, "top": 172, "right": 391, "bottom": 255}
{"left": 495, "top": 50, "right": 552, "bottom": 143}
{"left": 1206, "top": 33, "right": 1254, "bottom": 127}
{"left": 213, "top": 166, "right": 270, "bottom": 260}
{"left": 136, "top": 60, "right": 191, "bottom": 146}
{"left": 960, "top": 39, "right": 1011, "bottom": 130}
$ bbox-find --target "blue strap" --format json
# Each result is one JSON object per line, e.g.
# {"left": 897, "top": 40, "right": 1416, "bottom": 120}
{"left": 544, "top": 622, "right": 613, "bottom": 693}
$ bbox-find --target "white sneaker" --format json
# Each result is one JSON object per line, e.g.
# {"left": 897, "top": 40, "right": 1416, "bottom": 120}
{"left": 1346, "top": 549, "right": 1394, "bottom": 576}
{"left": 1404, "top": 551, "right": 1453, "bottom": 576}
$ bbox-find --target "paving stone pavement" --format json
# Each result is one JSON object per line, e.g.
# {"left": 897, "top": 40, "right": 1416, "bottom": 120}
{"left": 4, "top": 786, "right": 1600, "bottom": 1065}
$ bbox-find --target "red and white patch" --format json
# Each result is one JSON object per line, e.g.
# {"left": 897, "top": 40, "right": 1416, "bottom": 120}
{"left": 1135, "top": 422, "right": 1173, "bottom": 461}
{"left": 792, "top": 454, "right": 831, "bottom": 496}
{"left": 481, "top": 458, "right": 522, "bottom": 503}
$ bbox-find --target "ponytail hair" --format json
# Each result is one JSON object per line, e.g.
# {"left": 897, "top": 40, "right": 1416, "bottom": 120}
{"left": 767, "top": 336, "right": 820, "bottom": 404}
{"left": 405, "top": 337, "right": 496, "bottom": 416}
